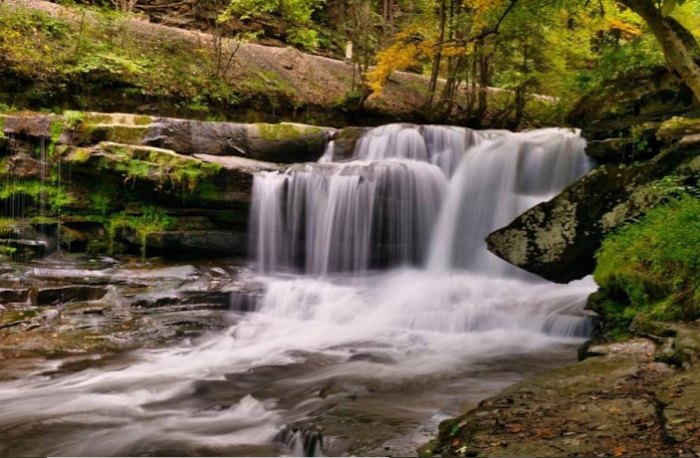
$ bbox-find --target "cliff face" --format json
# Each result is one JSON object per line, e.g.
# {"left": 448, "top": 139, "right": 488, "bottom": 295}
{"left": 0, "top": 111, "right": 346, "bottom": 259}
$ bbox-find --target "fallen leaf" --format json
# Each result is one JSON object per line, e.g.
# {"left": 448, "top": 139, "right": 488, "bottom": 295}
{"left": 451, "top": 438, "right": 460, "bottom": 447}
{"left": 613, "top": 446, "right": 627, "bottom": 456}
{"left": 507, "top": 423, "right": 523, "bottom": 434}
{"left": 608, "top": 406, "right": 621, "bottom": 414}
{"left": 536, "top": 428, "right": 556, "bottom": 439}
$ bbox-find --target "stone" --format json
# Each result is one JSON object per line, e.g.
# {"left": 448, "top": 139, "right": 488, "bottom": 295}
{"left": 7, "top": 153, "right": 46, "bottom": 180}
{"left": 328, "top": 127, "right": 370, "bottom": 161}
{"left": 487, "top": 139, "right": 700, "bottom": 283}
{"left": 2, "top": 114, "right": 53, "bottom": 139}
{"left": 244, "top": 122, "right": 335, "bottom": 163}
{"left": 30, "top": 285, "right": 108, "bottom": 306}
{"left": 143, "top": 118, "right": 336, "bottom": 163}
{"left": 0, "top": 288, "right": 29, "bottom": 304}
{"left": 143, "top": 117, "right": 248, "bottom": 156}
{"left": 146, "top": 230, "right": 247, "bottom": 256}
{"left": 656, "top": 116, "right": 700, "bottom": 142}
{"left": 570, "top": 65, "right": 697, "bottom": 142}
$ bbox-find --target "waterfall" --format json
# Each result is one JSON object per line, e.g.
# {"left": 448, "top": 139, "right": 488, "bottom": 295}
{"left": 427, "top": 128, "right": 590, "bottom": 275}
{"left": 250, "top": 124, "right": 591, "bottom": 277}
{"left": 0, "top": 123, "right": 598, "bottom": 458}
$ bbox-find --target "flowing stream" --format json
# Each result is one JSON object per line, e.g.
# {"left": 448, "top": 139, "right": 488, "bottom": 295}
{"left": 0, "top": 124, "right": 596, "bottom": 456}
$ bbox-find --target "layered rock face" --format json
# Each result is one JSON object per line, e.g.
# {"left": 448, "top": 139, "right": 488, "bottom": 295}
{"left": 0, "top": 111, "right": 341, "bottom": 259}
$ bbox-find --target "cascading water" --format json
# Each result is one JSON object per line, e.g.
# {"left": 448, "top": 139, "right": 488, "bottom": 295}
{"left": 0, "top": 123, "right": 597, "bottom": 457}
{"left": 250, "top": 124, "right": 590, "bottom": 277}
{"left": 250, "top": 160, "right": 447, "bottom": 275}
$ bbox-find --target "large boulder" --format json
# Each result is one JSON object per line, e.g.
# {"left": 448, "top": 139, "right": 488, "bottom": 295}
{"left": 569, "top": 66, "right": 698, "bottom": 165}
{"left": 143, "top": 118, "right": 336, "bottom": 163}
{"left": 486, "top": 124, "right": 700, "bottom": 283}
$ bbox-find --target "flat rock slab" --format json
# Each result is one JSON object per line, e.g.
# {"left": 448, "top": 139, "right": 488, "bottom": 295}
{"left": 0, "top": 288, "right": 30, "bottom": 304}
{"left": 429, "top": 338, "right": 700, "bottom": 457}
{"left": 30, "top": 285, "right": 108, "bottom": 306}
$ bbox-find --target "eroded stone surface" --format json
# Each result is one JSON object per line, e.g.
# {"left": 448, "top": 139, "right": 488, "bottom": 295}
{"left": 487, "top": 135, "right": 700, "bottom": 283}
{"left": 428, "top": 336, "right": 700, "bottom": 457}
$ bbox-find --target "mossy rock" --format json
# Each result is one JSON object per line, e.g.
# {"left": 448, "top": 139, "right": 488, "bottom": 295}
{"left": 657, "top": 116, "right": 700, "bottom": 143}
{"left": 487, "top": 137, "right": 700, "bottom": 283}
{"left": 247, "top": 122, "right": 334, "bottom": 162}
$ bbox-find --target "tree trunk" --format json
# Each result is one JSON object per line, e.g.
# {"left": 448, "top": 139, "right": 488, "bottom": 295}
{"left": 619, "top": 0, "right": 700, "bottom": 102}
{"left": 425, "top": 0, "right": 446, "bottom": 108}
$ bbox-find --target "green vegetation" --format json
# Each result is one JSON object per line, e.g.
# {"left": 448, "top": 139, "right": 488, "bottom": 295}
{"left": 90, "top": 143, "right": 222, "bottom": 193}
{"left": 0, "top": 5, "right": 240, "bottom": 114}
{"left": 108, "top": 206, "right": 174, "bottom": 258}
{"left": 594, "top": 194, "right": 700, "bottom": 337}
{"left": 225, "top": 0, "right": 325, "bottom": 50}
{"left": 0, "top": 180, "right": 74, "bottom": 211}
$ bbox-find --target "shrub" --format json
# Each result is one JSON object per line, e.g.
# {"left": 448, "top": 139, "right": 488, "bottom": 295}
{"left": 594, "top": 193, "right": 700, "bottom": 331}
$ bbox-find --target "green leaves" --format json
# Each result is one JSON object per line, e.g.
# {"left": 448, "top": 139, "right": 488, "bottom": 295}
{"left": 660, "top": 0, "right": 687, "bottom": 16}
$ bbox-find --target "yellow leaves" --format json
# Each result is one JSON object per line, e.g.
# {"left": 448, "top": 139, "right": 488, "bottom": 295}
{"left": 464, "top": 0, "right": 503, "bottom": 15}
{"left": 366, "top": 41, "right": 423, "bottom": 95}
{"left": 607, "top": 18, "right": 642, "bottom": 38}
{"left": 366, "top": 27, "right": 435, "bottom": 96}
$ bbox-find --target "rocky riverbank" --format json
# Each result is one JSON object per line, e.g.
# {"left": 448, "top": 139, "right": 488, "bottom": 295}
{"left": 0, "top": 110, "right": 370, "bottom": 260}
{"left": 426, "top": 326, "right": 700, "bottom": 457}
{"left": 428, "top": 91, "right": 700, "bottom": 456}
{"left": 0, "top": 252, "right": 263, "bottom": 379}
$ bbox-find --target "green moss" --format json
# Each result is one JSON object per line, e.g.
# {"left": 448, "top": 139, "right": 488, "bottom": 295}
{"left": 657, "top": 116, "right": 700, "bottom": 142}
{"left": 49, "top": 118, "right": 63, "bottom": 143}
{"left": 257, "top": 123, "right": 305, "bottom": 141}
{"left": 417, "top": 439, "right": 437, "bottom": 458}
{"left": 98, "top": 143, "right": 221, "bottom": 193}
{"left": 64, "top": 111, "right": 85, "bottom": 130}
{"left": 0, "top": 180, "right": 74, "bottom": 210}
{"left": 83, "top": 113, "right": 113, "bottom": 124}
{"left": 0, "top": 309, "right": 36, "bottom": 325}
{"left": 133, "top": 115, "right": 152, "bottom": 126}
{"left": 192, "top": 181, "right": 220, "bottom": 201}
{"left": 105, "top": 125, "right": 147, "bottom": 144}
{"left": 108, "top": 206, "right": 173, "bottom": 258}
{"left": 126, "top": 159, "right": 153, "bottom": 181}
{"left": 30, "top": 216, "right": 58, "bottom": 225}
{"left": 0, "top": 218, "right": 17, "bottom": 233}
{"left": 0, "top": 116, "right": 6, "bottom": 139}
{"left": 90, "top": 192, "right": 112, "bottom": 216}
{"left": 594, "top": 194, "right": 700, "bottom": 335}
{"left": 68, "top": 147, "right": 92, "bottom": 164}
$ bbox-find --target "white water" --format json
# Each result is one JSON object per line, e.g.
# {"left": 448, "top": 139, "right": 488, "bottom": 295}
{"left": 0, "top": 124, "right": 597, "bottom": 457}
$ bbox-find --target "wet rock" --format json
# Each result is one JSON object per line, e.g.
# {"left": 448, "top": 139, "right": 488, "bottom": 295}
{"left": 143, "top": 118, "right": 336, "bottom": 163}
{"left": 132, "top": 291, "right": 233, "bottom": 309}
{"left": 246, "top": 123, "right": 334, "bottom": 163}
{"left": 328, "top": 127, "right": 370, "bottom": 161}
{"left": 7, "top": 153, "right": 46, "bottom": 179}
{"left": 147, "top": 230, "right": 247, "bottom": 256}
{"left": 143, "top": 117, "right": 248, "bottom": 156}
{"left": 570, "top": 65, "right": 697, "bottom": 142}
{"left": 584, "top": 122, "right": 661, "bottom": 164}
{"left": 0, "top": 239, "right": 48, "bottom": 260}
{"left": 428, "top": 346, "right": 676, "bottom": 458}
{"left": 0, "top": 288, "right": 29, "bottom": 304}
{"left": 657, "top": 116, "right": 700, "bottom": 143}
{"left": 228, "top": 290, "right": 260, "bottom": 312}
{"left": 2, "top": 114, "right": 53, "bottom": 140}
{"left": 487, "top": 138, "right": 700, "bottom": 283}
{"left": 656, "top": 365, "right": 700, "bottom": 444}
{"left": 31, "top": 285, "right": 108, "bottom": 306}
